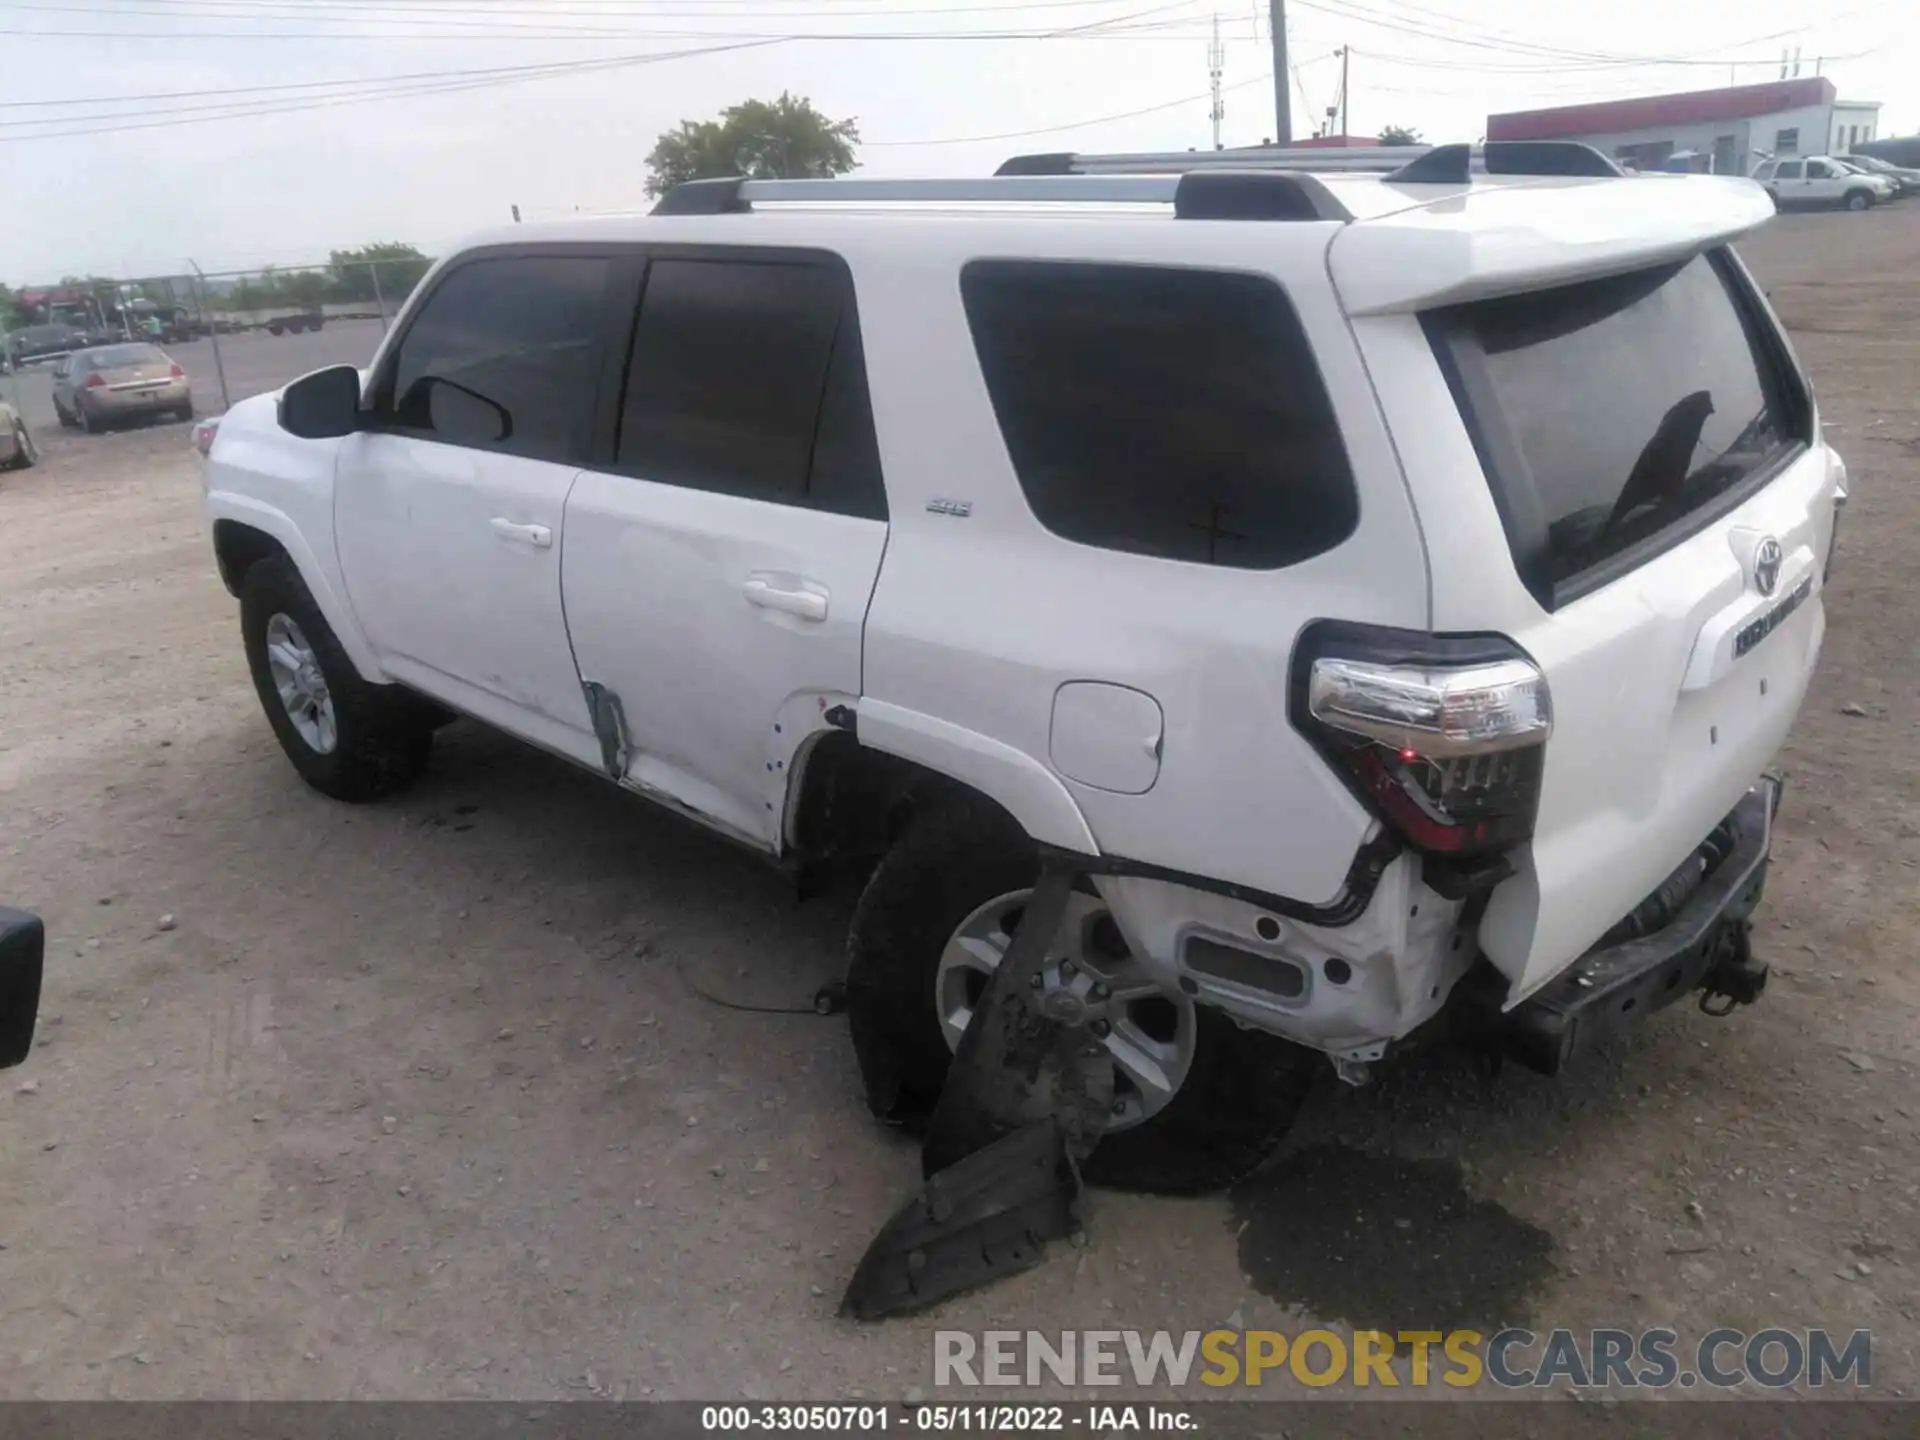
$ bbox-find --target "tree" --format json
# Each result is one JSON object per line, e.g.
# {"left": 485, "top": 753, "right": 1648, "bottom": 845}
{"left": 645, "top": 92, "right": 858, "bottom": 197}
{"left": 0, "top": 283, "right": 18, "bottom": 328}
{"left": 327, "top": 243, "right": 432, "bottom": 304}
{"left": 1378, "top": 125, "right": 1422, "bottom": 147}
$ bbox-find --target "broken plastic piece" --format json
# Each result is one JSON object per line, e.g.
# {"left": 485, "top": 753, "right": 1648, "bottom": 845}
{"left": 840, "top": 1119, "right": 1085, "bottom": 1321}
{"left": 921, "top": 864, "right": 1112, "bottom": 1176}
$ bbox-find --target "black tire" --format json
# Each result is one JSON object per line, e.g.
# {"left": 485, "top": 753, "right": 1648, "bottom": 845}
{"left": 173, "top": 402, "right": 195, "bottom": 423}
{"left": 267, "top": 323, "right": 284, "bottom": 337}
{"left": 56, "top": 403, "right": 78, "bottom": 430}
{"left": 7, "top": 421, "right": 36, "bottom": 470}
{"left": 1845, "top": 189, "right": 1873, "bottom": 212}
{"left": 844, "top": 797, "right": 1319, "bottom": 1195}
{"left": 240, "top": 555, "right": 433, "bottom": 802}
{"left": 77, "top": 403, "right": 100, "bottom": 435}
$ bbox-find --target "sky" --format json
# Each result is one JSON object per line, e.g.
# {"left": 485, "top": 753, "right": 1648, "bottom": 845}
{"left": 0, "top": 0, "right": 1912, "bottom": 282}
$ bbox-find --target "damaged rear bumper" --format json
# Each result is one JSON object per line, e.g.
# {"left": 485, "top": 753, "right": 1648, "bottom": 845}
{"left": 1497, "top": 778, "right": 1779, "bottom": 1076}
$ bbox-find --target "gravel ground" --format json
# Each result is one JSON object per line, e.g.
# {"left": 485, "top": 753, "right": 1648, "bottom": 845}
{"left": 0, "top": 207, "right": 1914, "bottom": 1404}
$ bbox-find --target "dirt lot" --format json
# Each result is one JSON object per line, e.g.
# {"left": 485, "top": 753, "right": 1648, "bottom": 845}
{"left": 0, "top": 208, "right": 1915, "bottom": 1405}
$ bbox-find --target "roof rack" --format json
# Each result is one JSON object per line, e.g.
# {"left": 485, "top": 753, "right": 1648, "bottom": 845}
{"left": 646, "top": 138, "right": 1630, "bottom": 221}
{"left": 998, "top": 139, "right": 1624, "bottom": 182}
{"left": 650, "top": 170, "right": 1353, "bottom": 222}
{"left": 997, "top": 145, "right": 1432, "bottom": 176}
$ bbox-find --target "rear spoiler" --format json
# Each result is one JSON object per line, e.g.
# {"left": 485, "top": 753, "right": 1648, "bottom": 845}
{"left": 1328, "top": 174, "right": 1777, "bottom": 315}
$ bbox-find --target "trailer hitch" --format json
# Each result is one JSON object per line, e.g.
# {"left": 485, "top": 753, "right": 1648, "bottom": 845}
{"left": 841, "top": 863, "right": 1113, "bottom": 1320}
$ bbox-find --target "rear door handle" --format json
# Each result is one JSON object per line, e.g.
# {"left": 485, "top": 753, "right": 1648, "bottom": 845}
{"left": 490, "top": 518, "right": 552, "bottom": 550}
{"left": 743, "top": 577, "right": 828, "bottom": 622}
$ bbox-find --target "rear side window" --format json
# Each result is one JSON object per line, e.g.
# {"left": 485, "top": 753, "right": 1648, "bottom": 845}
{"left": 960, "top": 261, "right": 1358, "bottom": 570}
{"left": 387, "top": 254, "right": 609, "bottom": 464}
{"left": 615, "top": 257, "right": 886, "bottom": 520}
{"left": 1775, "top": 161, "right": 1803, "bottom": 179}
{"left": 1426, "top": 248, "right": 1809, "bottom": 607}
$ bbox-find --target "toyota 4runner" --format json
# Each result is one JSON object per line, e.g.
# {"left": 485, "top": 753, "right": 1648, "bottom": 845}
{"left": 199, "top": 142, "right": 1845, "bottom": 1193}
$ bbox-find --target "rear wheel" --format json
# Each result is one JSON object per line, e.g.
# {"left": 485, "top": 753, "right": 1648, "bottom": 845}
{"left": 77, "top": 403, "right": 100, "bottom": 435}
{"left": 844, "top": 798, "right": 1319, "bottom": 1194}
{"left": 240, "top": 555, "right": 433, "bottom": 802}
{"left": 173, "top": 402, "right": 194, "bottom": 423}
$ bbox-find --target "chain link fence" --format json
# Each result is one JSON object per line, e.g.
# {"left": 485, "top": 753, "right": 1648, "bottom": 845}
{"left": 3, "top": 253, "right": 433, "bottom": 412}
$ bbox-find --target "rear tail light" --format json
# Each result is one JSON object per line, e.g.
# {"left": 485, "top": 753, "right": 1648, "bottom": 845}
{"left": 85, "top": 373, "right": 106, "bottom": 389}
{"left": 169, "top": 362, "right": 186, "bottom": 380}
{"left": 1293, "top": 625, "right": 1552, "bottom": 860}
{"left": 191, "top": 417, "right": 220, "bottom": 457}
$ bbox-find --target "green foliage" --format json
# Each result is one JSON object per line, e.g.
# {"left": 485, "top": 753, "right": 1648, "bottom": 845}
{"left": 207, "top": 243, "right": 435, "bottom": 312}
{"left": 0, "top": 283, "right": 17, "bottom": 328}
{"left": 646, "top": 92, "right": 859, "bottom": 197}
{"left": 1378, "top": 125, "right": 1422, "bottom": 147}
{"left": 327, "top": 243, "right": 431, "bottom": 303}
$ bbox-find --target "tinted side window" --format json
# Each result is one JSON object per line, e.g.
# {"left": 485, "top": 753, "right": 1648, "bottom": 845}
{"left": 959, "top": 262, "right": 1358, "bottom": 569}
{"left": 616, "top": 258, "right": 884, "bottom": 519}
{"left": 387, "top": 255, "right": 609, "bottom": 463}
{"left": 1775, "top": 161, "right": 1803, "bottom": 179}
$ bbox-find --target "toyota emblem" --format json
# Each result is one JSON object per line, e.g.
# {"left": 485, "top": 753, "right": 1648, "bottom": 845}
{"left": 1753, "top": 536, "right": 1783, "bottom": 597}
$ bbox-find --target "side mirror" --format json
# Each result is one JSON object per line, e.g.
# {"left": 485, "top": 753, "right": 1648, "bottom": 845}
{"left": 278, "top": 364, "right": 363, "bottom": 440}
{"left": 0, "top": 907, "right": 46, "bottom": 1070}
{"left": 396, "top": 374, "right": 513, "bottom": 446}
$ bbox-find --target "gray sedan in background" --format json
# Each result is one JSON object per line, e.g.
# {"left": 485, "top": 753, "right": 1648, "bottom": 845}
{"left": 51, "top": 343, "right": 194, "bottom": 433}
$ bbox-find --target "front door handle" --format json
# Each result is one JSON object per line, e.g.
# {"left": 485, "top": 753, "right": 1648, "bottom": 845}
{"left": 743, "top": 577, "right": 828, "bottom": 622}
{"left": 490, "top": 517, "right": 552, "bottom": 550}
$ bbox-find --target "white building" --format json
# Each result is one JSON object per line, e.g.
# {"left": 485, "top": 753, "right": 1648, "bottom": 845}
{"left": 1488, "top": 78, "right": 1881, "bottom": 176}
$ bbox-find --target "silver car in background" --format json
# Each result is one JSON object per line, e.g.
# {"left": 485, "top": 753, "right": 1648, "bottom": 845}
{"left": 51, "top": 343, "right": 194, "bottom": 433}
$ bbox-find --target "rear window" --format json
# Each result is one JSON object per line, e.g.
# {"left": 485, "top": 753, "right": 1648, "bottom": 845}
{"left": 88, "top": 344, "right": 165, "bottom": 367}
{"left": 1426, "top": 248, "right": 1810, "bottom": 607}
{"left": 960, "top": 261, "right": 1357, "bottom": 570}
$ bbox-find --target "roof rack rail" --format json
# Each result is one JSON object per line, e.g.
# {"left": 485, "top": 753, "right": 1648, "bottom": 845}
{"left": 649, "top": 171, "right": 1352, "bottom": 222}
{"left": 1387, "top": 140, "right": 1624, "bottom": 183}
{"left": 997, "top": 145, "right": 1431, "bottom": 177}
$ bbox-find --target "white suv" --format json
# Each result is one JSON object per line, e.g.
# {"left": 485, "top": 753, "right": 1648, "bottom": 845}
{"left": 200, "top": 142, "right": 1843, "bottom": 1193}
{"left": 1752, "top": 155, "right": 1892, "bottom": 210}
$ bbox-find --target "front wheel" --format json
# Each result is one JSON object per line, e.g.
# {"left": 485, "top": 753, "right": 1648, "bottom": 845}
{"left": 240, "top": 555, "right": 433, "bottom": 801}
{"left": 1845, "top": 189, "right": 1874, "bottom": 211}
{"left": 844, "top": 798, "right": 1319, "bottom": 1194}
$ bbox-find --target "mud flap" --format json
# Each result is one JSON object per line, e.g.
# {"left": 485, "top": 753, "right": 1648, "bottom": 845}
{"left": 922, "top": 865, "right": 1112, "bottom": 1175}
{"left": 843, "top": 863, "right": 1113, "bottom": 1321}
{"left": 839, "top": 1119, "right": 1085, "bottom": 1321}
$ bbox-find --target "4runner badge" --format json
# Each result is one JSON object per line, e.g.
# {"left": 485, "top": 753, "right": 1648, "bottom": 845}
{"left": 1752, "top": 536, "right": 1783, "bottom": 597}
{"left": 926, "top": 498, "right": 973, "bottom": 518}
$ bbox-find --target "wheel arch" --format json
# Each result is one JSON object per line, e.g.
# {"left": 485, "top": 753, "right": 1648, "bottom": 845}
{"left": 783, "top": 701, "right": 1098, "bottom": 864}
{"left": 208, "top": 501, "right": 386, "bottom": 684}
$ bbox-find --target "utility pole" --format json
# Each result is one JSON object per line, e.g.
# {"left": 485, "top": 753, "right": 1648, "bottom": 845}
{"left": 1269, "top": 0, "right": 1290, "bottom": 145}
{"left": 1208, "top": 14, "right": 1226, "bottom": 151}
{"left": 1340, "top": 45, "right": 1350, "bottom": 139}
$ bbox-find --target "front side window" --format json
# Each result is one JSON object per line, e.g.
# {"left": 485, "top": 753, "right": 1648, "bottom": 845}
{"left": 1427, "top": 249, "right": 1809, "bottom": 606}
{"left": 386, "top": 254, "right": 609, "bottom": 463}
{"left": 615, "top": 256, "right": 885, "bottom": 519}
{"left": 1807, "top": 161, "right": 1834, "bottom": 179}
{"left": 959, "top": 261, "right": 1357, "bottom": 570}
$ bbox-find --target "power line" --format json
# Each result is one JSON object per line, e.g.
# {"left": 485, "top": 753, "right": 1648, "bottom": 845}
{"left": 0, "top": 38, "right": 786, "bottom": 140}
{"left": 867, "top": 69, "right": 1272, "bottom": 144}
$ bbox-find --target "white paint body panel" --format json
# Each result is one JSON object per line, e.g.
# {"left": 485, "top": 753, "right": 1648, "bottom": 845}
{"left": 560, "top": 473, "right": 886, "bottom": 848}
{"left": 332, "top": 431, "right": 597, "bottom": 767}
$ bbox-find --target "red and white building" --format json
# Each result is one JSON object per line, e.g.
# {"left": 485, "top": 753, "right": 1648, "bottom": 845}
{"left": 1487, "top": 78, "right": 1881, "bottom": 176}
